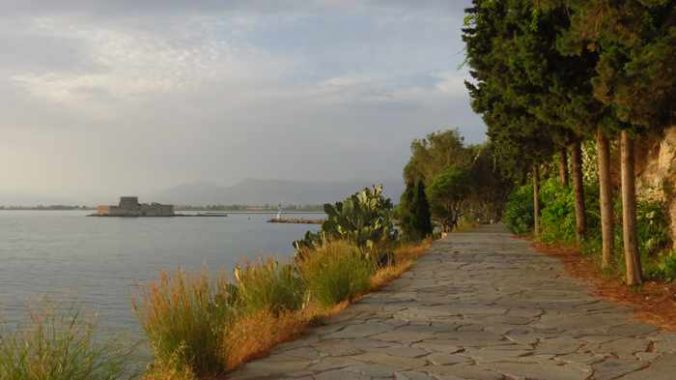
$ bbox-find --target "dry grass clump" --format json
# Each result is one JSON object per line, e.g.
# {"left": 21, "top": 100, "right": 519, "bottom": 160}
{"left": 395, "top": 238, "right": 432, "bottom": 261}
{"left": 223, "top": 309, "right": 308, "bottom": 370}
{"left": 136, "top": 239, "right": 432, "bottom": 378}
{"left": 0, "top": 305, "right": 135, "bottom": 380}
{"left": 133, "top": 269, "right": 234, "bottom": 376}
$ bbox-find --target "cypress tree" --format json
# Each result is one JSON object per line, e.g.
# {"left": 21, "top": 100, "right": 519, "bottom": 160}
{"left": 398, "top": 181, "right": 417, "bottom": 240}
{"left": 464, "top": 0, "right": 556, "bottom": 235}
{"left": 398, "top": 180, "right": 433, "bottom": 241}
{"left": 413, "top": 180, "right": 433, "bottom": 237}
{"left": 560, "top": 0, "right": 675, "bottom": 285}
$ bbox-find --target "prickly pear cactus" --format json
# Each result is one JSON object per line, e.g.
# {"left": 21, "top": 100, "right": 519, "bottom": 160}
{"left": 293, "top": 185, "right": 397, "bottom": 261}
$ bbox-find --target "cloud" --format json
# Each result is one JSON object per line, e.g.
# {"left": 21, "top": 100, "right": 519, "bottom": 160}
{"left": 11, "top": 18, "right": 277, "bottom": 92}
{"left": 435, "top": 71, "right": 470, "bottom": 96}
{"left": 0, "top": 1, "right": 484, "bottom": 203}
{"left": 0, "top": 0, "right": 466, "bottom": 16}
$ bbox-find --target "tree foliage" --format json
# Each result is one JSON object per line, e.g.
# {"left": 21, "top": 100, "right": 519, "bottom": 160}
{"left": 464, "top": 0, "right": 557, "bottom": 176}
{"left": 398, "top": 180, "right": 433, "bottom": 241}
{"left": 401, "top": 129, "right": 511, "bottom": 231}
{"left": 426, "top": 167, "right": 473, "bottom": 232}
{"left": 465, "top": 0, "right": 674, "bottom": 285}
{"left": 556, "top": 0, "right": 675, "bottom": 131}
{"left": 404, "top": 129, "right": 471, "bottom": 184}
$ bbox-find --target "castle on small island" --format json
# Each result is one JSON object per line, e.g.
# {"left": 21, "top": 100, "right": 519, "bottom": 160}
{"left": 96, "top": 196, "right": 174, "bottom": 217}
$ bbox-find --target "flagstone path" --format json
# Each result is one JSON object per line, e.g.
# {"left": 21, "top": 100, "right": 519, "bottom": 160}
{"left": 229, "top": 224, "right": 676, "bottom": 380}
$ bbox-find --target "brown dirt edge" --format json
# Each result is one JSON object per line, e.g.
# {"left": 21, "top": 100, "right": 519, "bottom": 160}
{"left": 529, "top": 240, "right": 676, "bottom": 331}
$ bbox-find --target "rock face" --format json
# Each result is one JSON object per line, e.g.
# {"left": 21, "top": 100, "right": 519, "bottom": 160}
{"left": 637, "top": 126, "right": 676, "bottom": 249}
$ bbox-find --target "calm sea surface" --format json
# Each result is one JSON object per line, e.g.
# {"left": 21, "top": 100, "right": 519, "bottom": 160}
{"left": 0, "top": 210, "right": 320, "bottom": 334}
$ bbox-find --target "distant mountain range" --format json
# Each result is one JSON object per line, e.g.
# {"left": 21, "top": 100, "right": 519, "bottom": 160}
{"left": 150, "top": 178, "right": 405, "bottom": 206}
{"left": 0, "top": 192, "right": 79, "bottom": 207}
{"left": 0, "top": 179, "right": 405, "bottom": 207}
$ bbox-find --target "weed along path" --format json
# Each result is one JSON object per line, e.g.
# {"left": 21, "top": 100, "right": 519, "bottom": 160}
{"left": 228, "top": 225, "right": 676, "bottom": 380}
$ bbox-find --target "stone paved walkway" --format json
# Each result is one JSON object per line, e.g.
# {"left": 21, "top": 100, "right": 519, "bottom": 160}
{"left": 229, "top": 225, "right": 676, "bottom": 380}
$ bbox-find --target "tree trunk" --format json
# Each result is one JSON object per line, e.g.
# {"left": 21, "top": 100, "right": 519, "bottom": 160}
{"left": 571, "top": 141, "right": 586, "bottom": 243}
{"left": 620, "top": 130, "right": 642, "bottom": 286}
{"left": 533, "top": 165, "right": 541, "bottom": 237}
{"left": 559, "top": 146, "right": 569, "bottom": 186}
{"left": 597, "top": 128, "right": 614, "bottom": 269}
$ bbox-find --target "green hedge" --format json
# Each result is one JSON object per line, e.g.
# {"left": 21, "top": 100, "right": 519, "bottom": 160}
{"left": 504, "top": 179, "right": 674, "bottom": 281}
{"left": 503, "top": 184, "right": 534, "bottom": 235}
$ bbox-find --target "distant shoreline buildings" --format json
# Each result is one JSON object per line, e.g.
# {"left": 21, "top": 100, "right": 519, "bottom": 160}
{"left": 95, "top": 196, "right": 174, "bottom": 217}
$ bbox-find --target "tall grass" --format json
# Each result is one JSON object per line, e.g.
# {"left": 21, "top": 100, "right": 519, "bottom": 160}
{"left": 135, "top": 262, "right": 306, "bottom": 377}
{"left": 233, "top": 259, "right": 305, "bottom": 315}
{"left": 299, "top": 241, "right": 375, "bottom": 307}
{"left": 136, "top": 239, "right": 431, "bottom": 378}
{"left": 0, "top": 305, "right": 135, "bottom": 380}
{"left": 132, "top": 269, "right": 233, "bottom": 377}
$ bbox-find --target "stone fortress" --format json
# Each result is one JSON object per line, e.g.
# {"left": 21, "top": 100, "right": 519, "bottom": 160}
{"left": 96, "top": 196, "right": 174, "bottom": 217}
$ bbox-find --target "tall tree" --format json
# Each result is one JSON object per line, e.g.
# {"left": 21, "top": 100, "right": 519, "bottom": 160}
{"left": 505, "top": 1, "right": 603, "bottom": 243}
{"left": 404, "top": 130, "right": 471, "bottom": 185}
{"left": 512, "top": 0, "right": 631, "bottom": 251}
{"left": 466, "top": 144, "right": 513, "bottom": 222}
{"left": 464, "top": 0, "right": 557, "bottom": 235}
{"left": 571, "top": 141, "right": 586, "bottom": 243}
{"left": 413, "top": 181, "right": 433, "bottom": 237}
{"left": 427, "top": 167, "right": 472, "bottom": 232}
{"left": 535, "top": 0, "right": 621, "bottom": 263}
{"left": 561, "top": 0, "right": 675, "bottom": 285}
{"left": 620, "top": 130, "right": 642, "bottom": 283}
{"left": 596, "top": 128, "right": 614, "bottom": 268}
{"left": 559, "top": 147, "right": 569, "bottom": 186}
{"left": 533, "top": 165, "right": 542, "bottom": 237}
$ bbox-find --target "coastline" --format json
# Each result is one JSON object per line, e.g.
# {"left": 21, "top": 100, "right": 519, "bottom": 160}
{"left": 267, "top": 217, "right": 324, "bottom": 224}
{"left": 87, "top": 213, "right": 229, "bottom": 217}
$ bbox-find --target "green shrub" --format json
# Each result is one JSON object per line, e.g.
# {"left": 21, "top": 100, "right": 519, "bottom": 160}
{"left": 0, "top": 305, "right": 135, "bottom": 380}
{"left": 539, "top": 180, "right": 576, "bottom": 243}
{"left": 505, "top": 176, "right": 673, "bottom": 282}
{"left": 133, "top": 269, "right": 234, "bottom": 375}
{"left": 636, "top": 199, "right": 673, "bottom": 281}
{"left": 503, "top": 183, "right": 534, "bottom": 235}
{"left": 645, "top": 251, "right": 676, "bottom": 281}
{"left": 657, "top": 252, "right": 676, "bottom": 281}
{"left": 233, "top": 260, "right": 305, "bottom": 315}
{"left": 636, "top": 199, "right": 672, "bottom": 258}
{"left": 539, "top": 179, "right": 601, "bottom": 244}
{"left": 299, "top": 241, "right": 375, "bottom": 307}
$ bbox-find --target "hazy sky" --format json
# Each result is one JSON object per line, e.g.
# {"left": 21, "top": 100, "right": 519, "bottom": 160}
{"left": 0, "top": 0, "right": 485, "bottom": 203}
